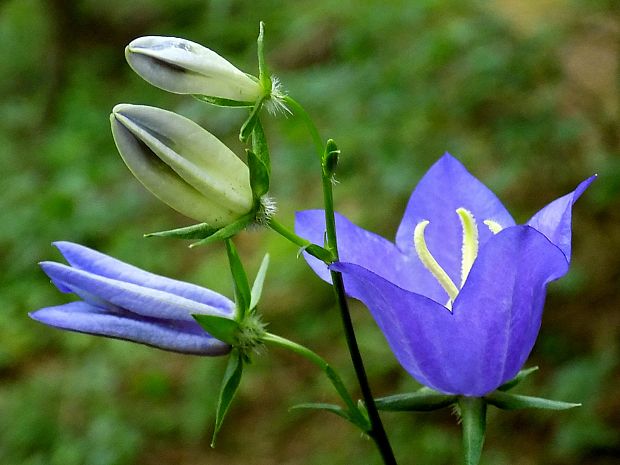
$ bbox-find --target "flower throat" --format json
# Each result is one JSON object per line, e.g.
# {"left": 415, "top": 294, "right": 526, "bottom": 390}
{"left": 413, "top": 208, "right": 503, "bottom": 310}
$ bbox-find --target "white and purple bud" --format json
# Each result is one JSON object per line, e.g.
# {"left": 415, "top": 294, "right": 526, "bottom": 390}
{"left": 30, "top": 242, "right": 235, "bottom": 355}
{"left": 110, "top": 104, "right": 254, "bottom": 226}
{"left": 125, "top": 36, "right": 263, "bottom": 103}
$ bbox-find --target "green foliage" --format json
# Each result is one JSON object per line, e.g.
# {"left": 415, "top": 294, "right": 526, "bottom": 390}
{"left": 1, "top": 0, "right": 617, "bottom": 464}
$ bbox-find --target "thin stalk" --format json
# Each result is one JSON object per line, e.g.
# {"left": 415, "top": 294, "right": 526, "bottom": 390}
{"left": 268, "top": 217, "right": 333, "bottom": 262}
{"left": 284, "top": 95, "right": 398, "bottom": 465}
{"left": 263, "top": 332, "right": 365, "bottom": 426}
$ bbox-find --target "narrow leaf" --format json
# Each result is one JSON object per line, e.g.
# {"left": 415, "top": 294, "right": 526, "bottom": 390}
{"left": 224, "top": 239, "right": 251, "bottom": 318}
{"left": 193, "top": 95, "right": 254, "bottom": 107}
{"left": 189, "top": 213, "right": 253, "bottom": 248}
{"left": 239, "top": 99, "right": 264, "bottom": 143}
{"left": 459, "top": 397, "right": 487, "bottom": 465}
{"left": 250, "top": 254, "right": 270, "bottom": 310}
{"left": 485, "top": 391, "right": 581, "bottom": 411}
{"left": 498, "top": 366, "right": 539, "bottom": 391}
{"left": 247, "top": 149, "right": 270, "bottom": 198}
{"left": 251, "top": 119, "right": 271, "bottom": 172}
{"left": 212, "top": 350, "right": 244, "bottom": 447}
{"left": 375, "top": 387, "right": 457, "bottom": 412}
{"left": 145, "top": 222, "right": 219, "bottom": 240}
{"left": 290, "top": 402, "right": 350, "bottom": 422}
{"left": 193, "top": 314, "right": 239, "bottom": 345}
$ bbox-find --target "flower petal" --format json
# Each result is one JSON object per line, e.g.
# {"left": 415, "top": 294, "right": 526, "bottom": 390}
{"left": 329, "top": 261, "right": 457, "bottom": 393}
{"left": 332, "top": 226, "right": 568, "bottom": 396}
{"left": 527, "top": 175, "right": 595, "bottom": 262}
{"left": 295, "top": 210, "right": 421, "bottom": 292}
{"left": 449, "top": 226, "right": 569, "bottom": 395}
{"left": 395, "top": 153, "right": 516, "bottom": 285}
{"left": 40, "top": 262, "right": 232, "bottom": 321}
{"left": 53, "top": 241, "right": 234, "bottom": 311}
{"left": 30, "top": 302, "right": 230, "bottom": 355}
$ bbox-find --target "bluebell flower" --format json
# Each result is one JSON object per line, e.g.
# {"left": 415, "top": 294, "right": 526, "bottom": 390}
{"left": 296, "top": 154, "right": 594, "bottom": 396}
{"left": 30, "top": 242, "right": 234, "bottom": 355}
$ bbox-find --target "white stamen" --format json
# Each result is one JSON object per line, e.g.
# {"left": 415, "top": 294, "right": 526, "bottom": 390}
{"left": 483, "top": 219, "right": 503, "bottom": 234}
{"left": 456, "top": 208, "right": 479, "bottom": 287}
{"left": 414, "top": 220, "right": 459, "bottom": 304}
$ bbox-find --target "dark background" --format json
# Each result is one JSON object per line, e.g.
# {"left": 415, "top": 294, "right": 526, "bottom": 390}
{"left": 1, "top": 0, "right": 618, "bottom": 464}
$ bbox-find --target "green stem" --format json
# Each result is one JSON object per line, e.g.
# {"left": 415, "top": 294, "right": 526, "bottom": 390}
{"left": 267, "top": 217, "right": 333, "bottom": 262}
{"left": 284, "top": 95, "right": 398, "bottom": 465}
{"left": 263, "top": 332, "right": 364, "bottom": 426}
{"left": 458, "top": 397, "right": 487, "bottom": 465}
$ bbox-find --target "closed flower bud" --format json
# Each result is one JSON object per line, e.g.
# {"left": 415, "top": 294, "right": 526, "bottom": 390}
{"left": 111, "top": 104, "right": 253, "bottom": 226}
{"left": 125, "top": 36, "right": 262, "bottom": 103}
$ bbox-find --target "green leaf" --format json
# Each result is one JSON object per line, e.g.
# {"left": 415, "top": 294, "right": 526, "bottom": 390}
{"left": 145, "top": 222, "right": 219, "bottom": 240}
{"left": 193, "top": 314, "right": 239, "bottom": 345}
{"left": 484, "top": 391, "right": 581, "bottom": 411}
{"left": 498, "top": 366, "right": 539, "bottom": 391}
{"left": 212, "top": 350, "right": 244, "bottom": 447}
{"left": 375, "top": 387, "right": 457, "bottom": 412}
{"left": 251, "top": 119, "right": 271, "bottom": 173}
{"left": 189, "top": 213, "right": 254, "bottom": 248}
{"left": 250, "top": 253, "right": 270, "bottom": 310}
{"left": 224, "top": 239, "right": 251, "bottom": 319}
{"left": 239, "top": 99, "right": 264, "bottom": 143}
{"left": 256, "top": 21, "right": 272, "bottom": 93}
{"left": 247, "top": 149, "right": 270, "bottom": 199}
{"left": 290, "top": 402, "right": 349, "bottom": 421}
{"left": 193, "top": 94, "right": 254, "bottom": 107}
{"left": 459, "top": 397, "right": 487, "bottom": 465}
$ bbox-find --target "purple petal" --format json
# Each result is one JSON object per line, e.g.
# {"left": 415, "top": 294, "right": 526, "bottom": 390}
{"left": 449, "top": 225, "right": 569, "bottom": 395}
{"left": 54, "top": 241, "right": 235, "bottom": 311}
{"left": 395, "top": 153, "right": 516, "bottom": 285}
{"left": 329, "top": 261, "right": 456, "bottom": 393}
{"left": 527, "top": 176, "right": 595, "bottom": 262}
{"left": 40, "top": 262, "right": 233, "bottom": 321}
{"left": 295, "top": 210, "right": 449, "bottom": 299}
{"left": 30, "top": 302, "right": 230, "bottom": 355}
{"left": 331, "top": 226, "right": 567, "bottom": 396}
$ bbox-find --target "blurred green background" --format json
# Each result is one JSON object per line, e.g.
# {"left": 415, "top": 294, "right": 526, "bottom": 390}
{"left": 1, "top": 0, "right": 618, "bottom": 464}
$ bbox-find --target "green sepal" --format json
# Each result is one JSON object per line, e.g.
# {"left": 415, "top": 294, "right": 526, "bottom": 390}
{"left": 193, "top": 314, "right": 240, "bottom": 346}
{"left": 224, "top": 239, "right": 251, "bottom": 319}
{"left": 498, "top": 366, "right": 539, "bottom": 391}
{"left": 250, "top": 253, "right": 270, "bottom": 311}
{"left": 239, "top": 98, "right": 265, "bottom": 143}
{"left": 251, "top": 119, "right": 271, "bottom": 174}
{"left": 212, "top": 349, "right": 244, "bottom": 447}
{"left": 322, "top": 139, "right": 340, "bottom": 177}
{"left": 484, "top": 391, "right": 581, "bottom": 411}
{"left": 290, "top": 402, "right": 350, "bottom": 421}
{"left": 193, "top": 94, "right": 254, "bottom": 108}
{"left": 375, "top": 387, "right": 457, "bottom": 412}
{"left": 256, "top": 21, "right": 272, "bottom": 95}
{"left": 145, "top": 222, "right": 219, "bottom": 240}
{"left": 247, "top": 149, "right": 270, "bottom": 199}
{"left": 189, "top": 213, "right": 254, "bottom": 248}
{"left": 458, "top": 397, "right": 487, "bottom": 465}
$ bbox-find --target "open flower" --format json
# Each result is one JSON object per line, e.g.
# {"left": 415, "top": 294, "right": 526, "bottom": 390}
{"left": 125, "top": 36, "right": 263, "bottom": 103}
{"left": 111, "top": 104, "right": 254, "bottom": 226}
{"left": 30, "top": 242, "right": 234, "bottom": 355}
{"left": 296, "top": 154, "right": 594, "bottom": 396}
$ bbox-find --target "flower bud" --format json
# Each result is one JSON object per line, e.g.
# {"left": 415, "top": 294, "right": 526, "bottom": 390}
{"left": 125, "top": 36, "right": 262, "bottom": 103}
{"left": 110, "top": 104, "right": 253, "bottom": 226}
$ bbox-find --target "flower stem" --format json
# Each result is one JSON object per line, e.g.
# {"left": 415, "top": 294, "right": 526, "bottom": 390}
{"left": 284, "top": 95, "right": 398, "bottom": 465}
{"left": 458, "top": 397, "right": 487, "bottom": 465}
{"left": 262, "top": 332, "right": 367, "bottom": 428}
{"left": 267, "top": 217, "right": 333, "bottom": 262}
